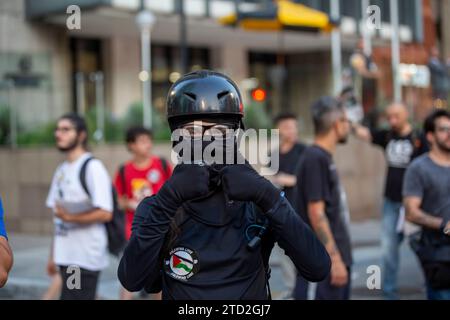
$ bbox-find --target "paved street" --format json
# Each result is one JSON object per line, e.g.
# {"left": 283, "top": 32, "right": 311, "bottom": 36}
{"left": 0, "top": 219, "right": 426, "bottom": 300}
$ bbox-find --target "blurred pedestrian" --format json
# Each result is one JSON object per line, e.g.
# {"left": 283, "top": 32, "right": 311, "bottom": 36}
{"left": 350, "top": 39, "right": 381, "bottom": 128}
{"left": 339, "top": 86, "right": 364, "bottom": 125}
{"left": 293, "top": 96, "right": 353, "bottom": 300}
{"left": 46, "top": 113, "right": 113, "bottom": 300}
{"left": 428, "top": 47, "right": 449, "bottom": 109}
{"left": 41, "top": 273, "right": 62, "bottom": 300}
{"left": 115, "top": 126, "right": 172, "bottom": 300}
{"left": 351, "top": 102, "right": 428, "bottom": 299}
{"left": 0, "top": 197, "right": 13, "bottom": 288}
{"left": 270, "top": 112, "right": 306, "bottom": 204}
{"left": 403, "top": 109, "right": 450, "bottom": 300}
{"left": 268, "top": 112, "right": 306, "bottom": 298}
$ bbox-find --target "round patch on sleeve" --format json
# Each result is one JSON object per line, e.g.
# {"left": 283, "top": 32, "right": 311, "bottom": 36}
{"left": 164, "top": 247, "right": 200, "bottom": 281}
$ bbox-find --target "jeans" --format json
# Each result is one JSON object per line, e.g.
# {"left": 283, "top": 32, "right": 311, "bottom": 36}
{"left": 381, "top": 198, "right": 404, "bottom": 300}
{"left": 293, "top": 267, "right": 351, "bottom": 300}
{"left": 426, "top": 284, "right": 450, "bottom": 300}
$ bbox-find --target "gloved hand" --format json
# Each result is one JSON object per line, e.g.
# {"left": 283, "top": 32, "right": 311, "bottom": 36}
{"left": 220, "top": 164, "right": 282, "bottom": 213}
{"left": 157, "top": 164, "right": 210, "bottom": 211}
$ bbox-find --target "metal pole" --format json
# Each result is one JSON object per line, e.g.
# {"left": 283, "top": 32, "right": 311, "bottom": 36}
{"left": 361, "top": 0, "right": 372, "bottom": 56}
{"left": 141, "top": 27, "right": 152, "bottom": 129}
{"left": 179, "top": 0, "right": 188, "bottom": 74}
{"left": 330, "top": 0, "right": 342, "bottom": 96}
{"left": 7, "top": 80, "right": 17, "bottom": 149}
{"left": 75, "top": 72, "right": 86, "bottom": 115}
{"left": 205, "top": 0, "right": 210, "bottom": 18}
{"left": 390, "top": 0, "right": 401, "bottom": 102}
{"left": 414, "top": 0, "right": 423, "bottom": 43}
{"left": 137, "top": 1, "right": 154, "bottom": 129}
{"left": 93, "top": 72, "right": 105, "bottom": 143}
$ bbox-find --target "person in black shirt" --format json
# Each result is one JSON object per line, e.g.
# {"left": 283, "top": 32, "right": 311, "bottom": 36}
{"left": 352, "top": 102, "right": 428, "bottom": 300}
{"left": 118, "top": 70, "right": 331, "bottom": 300}
{"left": 270, "top": 112, "right": 306, "bottom": 205}
{"left": 268, "top": 112, "right": 306, "bottom": 298}
{"left": 293, "top": 96, "right": 353, "bottom": 300}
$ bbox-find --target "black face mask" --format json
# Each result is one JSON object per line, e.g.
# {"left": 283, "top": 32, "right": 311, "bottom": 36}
{"left": 173, "top": 133, "right": 239, "bottom": 166}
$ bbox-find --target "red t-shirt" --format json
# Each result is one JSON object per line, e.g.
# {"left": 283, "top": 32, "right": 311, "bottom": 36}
{"left": 114, "top": 156, "right": 172, "bottom": 240}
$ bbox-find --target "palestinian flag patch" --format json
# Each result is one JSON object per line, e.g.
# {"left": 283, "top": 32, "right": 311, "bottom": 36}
{"left": 164, "top": 247, "right": 199, "bottom": 281}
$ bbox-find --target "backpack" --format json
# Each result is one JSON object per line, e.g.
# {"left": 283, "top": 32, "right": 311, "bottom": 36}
{"left": 79, "top": 157, "right": 126, "bottom": 257}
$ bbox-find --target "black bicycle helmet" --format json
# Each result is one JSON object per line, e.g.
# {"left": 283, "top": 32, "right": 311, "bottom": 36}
{"left": 166, "top": 70, "right": 244, "bottom": 130}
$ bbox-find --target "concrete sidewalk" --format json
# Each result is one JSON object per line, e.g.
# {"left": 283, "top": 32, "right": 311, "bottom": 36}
{"left": 0, "top": 219, "right": 426, "bottom": 300}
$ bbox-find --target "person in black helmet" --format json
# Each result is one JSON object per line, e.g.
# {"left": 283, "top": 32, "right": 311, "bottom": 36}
{"left": 118, "top": 70, "right": 331, "bottom": 300}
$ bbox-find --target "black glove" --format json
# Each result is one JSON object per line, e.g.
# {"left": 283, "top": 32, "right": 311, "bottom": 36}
{"left": 220, "top": 164, "right": 281, "bottom": 213}
{"left": 156, "top": 164, "right": 210, "bottom": 215}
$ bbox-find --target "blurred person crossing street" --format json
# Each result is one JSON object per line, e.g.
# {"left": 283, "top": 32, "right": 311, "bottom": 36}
{"left": 403, "top": 109, "right": 450, "bottom": 300}
{"left": 114, "top": 126, "right": 172, "bottom": 300}
{"left": 350, "top": 39, "right": 381, "bottom": 128}
{"left": 351, "top": 102, "right": 429, "bottom": 299}
{"left": 268, "top": 112, "right": 306, "bottom": 299}
{"left": 293, "top": 96, "right": 353, "bottom": 300}
{"left": 46, "top": 113, "right": 113, "bottom": 300}
{"left": 428, "top": 47, "right": 450, "bottom": 109}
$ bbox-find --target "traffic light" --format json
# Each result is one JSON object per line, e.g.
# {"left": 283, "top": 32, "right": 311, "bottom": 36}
{"left": 251, "top": 88, "right": 267, "bottom": 102}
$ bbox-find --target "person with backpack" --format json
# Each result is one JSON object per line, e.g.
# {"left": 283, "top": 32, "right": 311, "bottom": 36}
{"left": 46, "top": 113, "right": 113, "bottom": 300}
{"left": 351, "top": 102, "right": 429, "bottom": 299}
{"left": 114, "top": 126, "right": 172, "bottom": 300}
{"left": 118, "top": 70, "right": 331, "bottom": 300}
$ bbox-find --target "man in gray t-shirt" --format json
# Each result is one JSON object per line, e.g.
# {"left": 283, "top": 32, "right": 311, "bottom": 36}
{"left": 403, "top": 109, "right": 450, "bottom": 300}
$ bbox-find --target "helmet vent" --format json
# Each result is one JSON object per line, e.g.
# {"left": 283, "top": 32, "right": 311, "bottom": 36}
{"left": 217, "top": 90, "right": 230, "bottom": 100}
{"left": 184, "top": 92, "right": 197, "bottom": 101}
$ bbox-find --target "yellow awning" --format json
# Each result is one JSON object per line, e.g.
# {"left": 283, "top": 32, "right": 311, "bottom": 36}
{"left": 219, "top": 0, "right": 336, "bottom": 32}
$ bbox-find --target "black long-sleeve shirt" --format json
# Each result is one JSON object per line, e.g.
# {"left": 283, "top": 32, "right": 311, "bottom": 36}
{"left": 118, "top": 191, "right": 331, "bottom": 300}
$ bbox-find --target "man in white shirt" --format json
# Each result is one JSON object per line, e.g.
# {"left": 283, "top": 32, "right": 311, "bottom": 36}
{"left": 46, "top": 113, "right": 113, "bottom": 300}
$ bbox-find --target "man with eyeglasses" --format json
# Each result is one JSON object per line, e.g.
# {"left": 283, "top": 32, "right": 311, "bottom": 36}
{"left": 118, "top": 70, "right": 331, "bottom": 299}
{"left": 403, "top": 109, "right": 450, "bottom": 300}
{"left": 46, "top": 113, "right": 113, "bottom": 300}
{"left": 351, "top": 102, "right": 429, "bottom": 300}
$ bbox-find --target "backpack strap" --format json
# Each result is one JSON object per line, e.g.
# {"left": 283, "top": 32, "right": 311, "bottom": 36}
{"left": 160, "top": 157, "right": 170, "bottom": 179}
{"left": 79, "top": 157, "right": 95, "bottom": 198}
{"left": 55, "top": 163, "right": 65, "bottom": 199}
{"left": 118, "top": 163, "right": 126, "bottom": 193}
